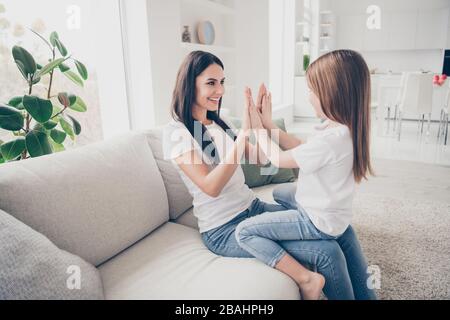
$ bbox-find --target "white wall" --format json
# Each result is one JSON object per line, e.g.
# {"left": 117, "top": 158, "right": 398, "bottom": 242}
{"left": 146, "top": 0, "right": 270, "bottom": 124}
{"left": 146, "top": 0, "right": 183, "bottom": 126}
{"left": 235, "top": 0, "right": 269, "bottom": 115}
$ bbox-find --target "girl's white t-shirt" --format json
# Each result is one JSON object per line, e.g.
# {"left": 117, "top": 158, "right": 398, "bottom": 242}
{"left": 163, "top": 119, "right": 255, "bottom": 233}
{"left": 291, "top": 124, "right": 355, "bottom": 236}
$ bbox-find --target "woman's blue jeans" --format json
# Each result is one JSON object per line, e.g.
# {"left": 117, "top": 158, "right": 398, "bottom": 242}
{"left": 201, "top": 183, "right": 377, "bottom": 300}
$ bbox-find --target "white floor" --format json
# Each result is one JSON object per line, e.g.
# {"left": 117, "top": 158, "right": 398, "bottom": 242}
{"left": 287, "top": 115, "right": 450, "bottom": 166}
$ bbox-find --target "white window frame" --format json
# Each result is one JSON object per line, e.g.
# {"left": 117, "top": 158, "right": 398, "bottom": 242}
{"left": 269, "top": 0, "right": 295, "bottom": 109}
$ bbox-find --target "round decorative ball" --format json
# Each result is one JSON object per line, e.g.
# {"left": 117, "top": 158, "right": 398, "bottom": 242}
{"left": 197, "top": 21, "right": 215, "bottom": 45}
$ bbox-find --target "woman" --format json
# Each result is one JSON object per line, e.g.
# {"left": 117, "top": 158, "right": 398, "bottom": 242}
{"left": 163, "top": 50, "right": 375, "bottom": 299}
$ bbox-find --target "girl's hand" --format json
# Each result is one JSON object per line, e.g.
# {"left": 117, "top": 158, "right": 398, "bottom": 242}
{"left": 246, "top": 87, "right": 264, "bottom": 130}
{"left": 256, "top": 83, "right": 267, "bottom": 114}
{"left": 259, "top": 91, "right": 273, "bottom": 129}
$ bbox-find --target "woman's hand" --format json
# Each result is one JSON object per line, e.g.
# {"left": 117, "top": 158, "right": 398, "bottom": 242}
{"left": 242, "top": 87, "right": 253, "bottom": 136}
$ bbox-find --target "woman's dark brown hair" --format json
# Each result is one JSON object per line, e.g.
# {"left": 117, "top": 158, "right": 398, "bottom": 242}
{"left": 306, "top": 49, "right": 374, "bottom": 183}
{"left": 171, "top": 51, "right": 235, "bottom": 163}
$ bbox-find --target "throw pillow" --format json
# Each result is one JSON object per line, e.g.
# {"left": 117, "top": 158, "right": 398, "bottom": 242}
{"left": 0, "top": 208, "right": 104, "bottom": 300}
{"left": 227, "top": 117, "right": 297, "bottom": 188}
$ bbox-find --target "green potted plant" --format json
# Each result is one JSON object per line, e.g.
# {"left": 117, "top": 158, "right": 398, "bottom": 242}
{"left": 0, "top": 30, "right": 89, "bottom": 164}
{"left": 303, "top": 54, "right": 310, "bottom": 72}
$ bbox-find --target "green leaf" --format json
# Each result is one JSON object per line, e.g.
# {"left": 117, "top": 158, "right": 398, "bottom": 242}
{"left": 33, "top": 123, "right": 46, "bottom": 131}
{"left": 0, "top": 137, "right": 26, "bottom": 161}
{"left": 49, "top": 139, "right": 65, "bottom": 153}
{"left": 43, "top": 120, "right": 58, "bottom": 130}
{"left": 69, "top": 96, "right": 87, "bottom": 112}
{"left": 7, "top": 96, "right": 24, "bottom": 110}
{"left": 49, "top": 31, "right": 59, "bottom": 47}
{"left": 67, "top": 115, "right": 81, "bottom": 135}
{"left": 22, "top": 95, "right": 53, "bottom": 123}
{"left": 54, "top": 38, "right": 68, "bottom": 57}
{"left": 0, "top": 105, "right": 25, "bottom": 131}
{"left": 63, "top": 70, "right": 83, "bottom": 87}
{"left": 59, "top": 62, "right": 70, "bottom": 72}
{"left": 37, "top": 58, "right": 66, "bottom": 77}
{"left": 74, "top": 60, "right": 88, "bottom": 80}
{"left": 59, "top": 117, "right": 74, "bottom": 140}
{"left": 26, "top": 130, "right": 53, "bottom": 158}
{"left": 0, "top": 155, "right": 4, "bottom": 164}
{"left": 12, "top": 46, "right": 37, "bottom": 76}
{"left": 68, "top": 94, "right": 77, "bottom": 106}
{"left": 50, "top": 129, "right": 67, "bottom": 144}
{"left": 15, "top": 60, "right": 29, "bottom": 81}
{"left": 36, "top": 63, "right": 43, "bottom": 70}
{"left": 58, "top": 92, "right": 70, "bottom": 107}
{"left": 31, "top": 75, "right": 41, "bottom": 85}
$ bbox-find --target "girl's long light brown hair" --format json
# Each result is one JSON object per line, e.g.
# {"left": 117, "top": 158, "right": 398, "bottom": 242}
{"left": 306, "top": 49, "right": 374, "bottom": 183}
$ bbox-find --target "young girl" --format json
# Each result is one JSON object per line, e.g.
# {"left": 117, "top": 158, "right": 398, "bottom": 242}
{"left": 163, "top": 50, "right": 375, "bottom": 300}
{"left": 236, "top": 49, "right": 377, "bottom": 299}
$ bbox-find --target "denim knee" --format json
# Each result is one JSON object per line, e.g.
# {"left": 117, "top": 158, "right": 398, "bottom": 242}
{"left": 272, "top": 183, "right": 295, "bottom": 202}
{"left": 314, "top": 241, "right": 347, "bottom": 270}
{"left": 234, "top": 221, "right": 249, "bottom": 246}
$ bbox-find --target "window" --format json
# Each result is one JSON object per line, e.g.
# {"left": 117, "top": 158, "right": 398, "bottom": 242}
{"left": 269, "top": 0, "right": 295, "bottom": 108}
{"left": 0, "top": 0, "right": 130, "bottom": 149}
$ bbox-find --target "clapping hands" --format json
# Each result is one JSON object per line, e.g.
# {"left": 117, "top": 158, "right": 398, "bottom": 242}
{"left": 242, "top": 83, "right": 273, "bottom": 131}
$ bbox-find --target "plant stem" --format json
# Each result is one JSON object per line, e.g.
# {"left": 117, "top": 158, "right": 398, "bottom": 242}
{"left": 51, "top": 105, "right": 67, "bottom": 120}
{"left": 47, "top": 48, "right": 56, "bottom": 99}
{"left": 22, "top": 80, "right": 33, "bottom": 160}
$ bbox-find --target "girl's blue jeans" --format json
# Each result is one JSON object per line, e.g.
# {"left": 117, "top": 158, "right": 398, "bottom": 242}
{"left": 201, "top": 183, "right": 377, "bottom": 300}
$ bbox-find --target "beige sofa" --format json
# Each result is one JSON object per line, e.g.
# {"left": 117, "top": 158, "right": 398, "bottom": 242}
{"left": 0, "top": 129, "right": 300, "bottom": 299}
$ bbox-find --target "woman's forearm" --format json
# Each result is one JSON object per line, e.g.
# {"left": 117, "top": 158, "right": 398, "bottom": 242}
{"left": 204, "top": 131, "right": 248, "bottom": 197}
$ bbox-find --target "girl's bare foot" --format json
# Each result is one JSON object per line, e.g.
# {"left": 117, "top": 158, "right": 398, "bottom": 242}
{"left": 299, "top": 272, "right": 325, "bottom": 300}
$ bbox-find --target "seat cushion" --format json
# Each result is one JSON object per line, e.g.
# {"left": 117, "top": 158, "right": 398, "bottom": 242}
{"left": 98, "top": 222, "right": 299, "bottom": 300}
{"left": 0, "top": 132, "right": 169, "bottom": 266}
{"left": 174, "top": 183, "right": 284, "bottom": 230}
{"left": 0, "top": 209, "right": 104, "bottom": 300}
{"left": 143, "top": 128, "right": 193, "bottom": 220}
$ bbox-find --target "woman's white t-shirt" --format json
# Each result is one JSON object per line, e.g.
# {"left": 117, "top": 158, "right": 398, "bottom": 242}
{"left": 291, "top": 124, "right": 355, "bottom": 236}
{"left": 163, "top": 119, "right": 255, "bottom": 233}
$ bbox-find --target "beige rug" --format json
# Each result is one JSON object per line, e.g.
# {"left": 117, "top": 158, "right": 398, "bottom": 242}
{"left": 353, "top": 158, "right": 450, "bottom": 300}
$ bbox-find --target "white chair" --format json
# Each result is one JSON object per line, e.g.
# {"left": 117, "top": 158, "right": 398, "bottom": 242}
{"left": 397, "top": 73, "right": 434, "bottom": 141}
{"left": 437, "top": 82, "right": 450, "bottom": 145}
{"left": 376, "top": 75, "right": 403, "bottom": 134}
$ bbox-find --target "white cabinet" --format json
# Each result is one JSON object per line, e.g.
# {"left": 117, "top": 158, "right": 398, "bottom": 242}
{"left": 337, "top": 8, "right": 449, "bottom": 51}
{"left": 362, "top": 12, "right": 389, "bottom": 51}
{"left": 415, "top": 9, "right": 449, "bottom": 50}
{"left": 294, "top": 76, "right": 316, "bottom": 118}
{"left": 386, "top": 12, "right": 416, "bottom": 51}
{"left": 337, "top": 15, "right": 365, "bottom": 50}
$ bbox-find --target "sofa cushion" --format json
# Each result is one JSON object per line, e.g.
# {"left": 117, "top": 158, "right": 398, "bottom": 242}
{"left": 174, "top": 183, "right": 284, "bottom": 230}
{"left": 0, "top": 132, "right": 169, "bottom": 266}
{"left": 228, "top": 118, "right": 297, "bottom": 187}
{"left": 0, "top": 208, "right": 104, "bottom": 300}
{"left": 98, "top": 221, "right": 299, "bottom": 299}
{"left": 143, "top": 128, "right": 193, "bottom": 220}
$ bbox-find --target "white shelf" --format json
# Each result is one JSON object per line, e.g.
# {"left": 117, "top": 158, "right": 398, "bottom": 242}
{"left": 180, "top": 42, "right": 236, "bottom": 52}
{"left": 320, "top": 10, "right": 332, "bottom": 15}
{"left": 319, "top": 36, "right": 331, "bottom": 39}
{"left": 320, "top": 23, "right": 332, "bottom": 27}
{"left": 181, "top": 0, "right": 235, "bottom": 15}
